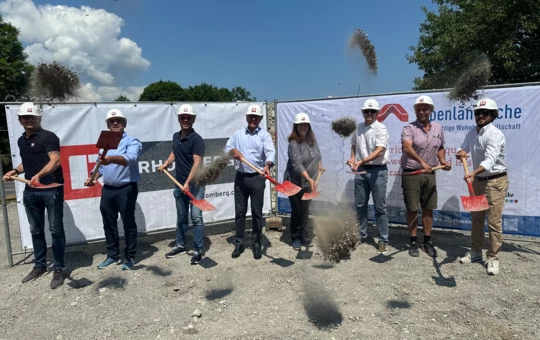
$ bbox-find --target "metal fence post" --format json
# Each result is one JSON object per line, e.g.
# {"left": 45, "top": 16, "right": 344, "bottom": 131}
{"left": 0, "top": 142, "right": 14, "bottom": 267}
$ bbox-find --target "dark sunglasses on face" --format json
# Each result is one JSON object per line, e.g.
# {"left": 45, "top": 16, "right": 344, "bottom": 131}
{"left": 362, "top": 110, "right": 378, "bottom": 115}
{"left": 474, "top": 110, "right": 492, "bottom": 117}
{"left": 179, "top": 116, "right": 193, "bottom": 121}
{"left": 108, "top": 118, "right": 124, "bottom": 124}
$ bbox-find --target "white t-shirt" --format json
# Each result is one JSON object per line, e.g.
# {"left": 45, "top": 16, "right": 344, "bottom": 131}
{"left": 351, "top": 120, "right": 390, "bottom": 165}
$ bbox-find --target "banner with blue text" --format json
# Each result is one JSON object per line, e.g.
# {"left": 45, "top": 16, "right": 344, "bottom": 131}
{"left": 276, "top": 86, "right": 540, "bottom": 237}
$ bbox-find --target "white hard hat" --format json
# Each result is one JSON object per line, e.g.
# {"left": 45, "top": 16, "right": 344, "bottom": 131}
{"left": 413, "top": 95, "right": 435, "bottom": 110}
{"left": 18, "top": 102, "right": 42, "bottom": 117}
{"left": 105, "top": 109, "right": 127, "bottom": 123}
{"left": 178, "top": 104, "right": 196, "bottom": 116}
{"left": 474, "top": 98, "right": 498, "bottom": 111}
{"left": 361, "top": 99, "right": 380, "bottom": 111}
{"left": 245, "top": 104, "right": 263, "bottom": 116}
{"left": 293, "top": 112, "right": 311, "bottom": 124}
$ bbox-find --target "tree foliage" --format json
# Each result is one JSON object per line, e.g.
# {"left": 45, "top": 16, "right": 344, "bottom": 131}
{"left": 0, "top": 16, "right": 33, "bottom": 101}
{"left": 139, "top": 80, "right": 255, "bottom": 102}
{"left": 407, "top": 0, "right": 540, "bottom": 90}
{"left": 115, "top": 94, "right": 130, "bottom": 102}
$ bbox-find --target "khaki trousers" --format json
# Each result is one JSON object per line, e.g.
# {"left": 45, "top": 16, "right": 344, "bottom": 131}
{"left": 470, "top": 175, "right": 509, "bottom": 260}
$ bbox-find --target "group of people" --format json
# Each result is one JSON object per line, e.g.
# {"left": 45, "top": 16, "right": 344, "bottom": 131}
{"left": 2, "top": 94, "right": 507, "bottom": 289}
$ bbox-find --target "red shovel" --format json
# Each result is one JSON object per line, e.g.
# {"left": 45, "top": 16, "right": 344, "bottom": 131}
{"left": 240, "top": 158, "right": 301, "bottom": 196}
{"left": 9, "top": 176, "right": 63, "bottom": 189}
{"left": 162, "top": 170, "right": 216, "bottom": 211}
{"left": 87, "top": 130, "right": 123, "bottom": 184}
{"left": 302, "top": 168, "right": 326, "bottom": 200}
{"left": 460, "top": 160, "right": 489, "bottom": 212}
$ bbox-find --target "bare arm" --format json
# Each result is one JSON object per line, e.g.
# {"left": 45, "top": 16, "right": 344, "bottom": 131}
{"left": 31, "top": 151, "right": 61, "bottom": 184}
{"left": 184, "top": 155, "right": 202, "bottom": 191}
{"left": 158, "top": 152, "right": 175, "bottom": 171}
{"left": 2, "top": 164, "right": 24, "bottom": 181}
{"left": 402, "top": 140, "right": 432, "bottom": 173}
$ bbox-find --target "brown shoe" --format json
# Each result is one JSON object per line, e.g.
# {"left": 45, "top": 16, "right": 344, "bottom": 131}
{"left": 21, "top": 267, "right": 47, "bottom": 283}
{"left": 50, "top": 270, "right": 64, "bottom": 289}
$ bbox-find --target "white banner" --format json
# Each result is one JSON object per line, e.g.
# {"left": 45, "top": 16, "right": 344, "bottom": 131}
{"left": 276, "top": 86, "right": 540, "bottom": 237}
{"left": 6, "top": 102, "right": 271, "bottom": 248}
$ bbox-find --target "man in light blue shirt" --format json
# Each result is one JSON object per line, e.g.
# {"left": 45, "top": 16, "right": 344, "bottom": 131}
{"left": 225, "top": 104, "right": 275, "bottom": 259}
{"left": 85, "top": 109, "right": 142, "bottom": 270}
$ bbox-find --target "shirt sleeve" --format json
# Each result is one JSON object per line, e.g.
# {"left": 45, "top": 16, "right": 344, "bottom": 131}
{"left": 263, "top": 131, "right": 276, "bottom": 164}
{"left": 122, "top": 137, "right": 142, "bottom": 166}
{"left": 288, "top": 141, "right": 306, "bottom": 174}
{"left": 401, "top": 125, "right": 413, "bottom": 142}
{"left": 224, "top": 131, "right": 237, "bottom": 153}
{"left": 193, "top": 135, "right": 205, "bottom": 156}
{"left": 350, "top": 130, "right": 358, "bottom": 146}
{"left": 480, "top": 132, "right": 505, "bottom": 172}
{"left": 375, "top": 126, "right": 389, "bottom": 148}
{"left": 44, "top": 133, "right": 61, "bottom": 153}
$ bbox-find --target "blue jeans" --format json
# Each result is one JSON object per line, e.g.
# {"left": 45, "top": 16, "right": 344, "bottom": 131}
{"left": 173, "top": 186, "right": 205, "bottom": 251}
{"left": 354, "top": 167, "right": 389, "bottom": 244}
{"left": 23, "top": 188, "right": 65, "bottom": 270}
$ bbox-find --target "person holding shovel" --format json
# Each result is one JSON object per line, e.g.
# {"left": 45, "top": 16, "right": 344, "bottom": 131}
{"left": 225, "top": 104, "right": 275, "bottom": 259}
{"left": 2, "top": 102, "right": 66, "bottom": 289}
{"left": 84, "top": 109, "right": 142, "bottom": 270}
{"left": 284, "top": 112, "right": 323, "bottom": 251}
{"left": 347, "top": 98, "right": 390, "bottom": 254}
{"left": 456, "top": 98, "right": 508, "bottom": 276}
{"left": 400, "top": 95, "right": 451, "bottom": 258}
{"left": 158, "top": 104, "right": 206, "bottom": 265}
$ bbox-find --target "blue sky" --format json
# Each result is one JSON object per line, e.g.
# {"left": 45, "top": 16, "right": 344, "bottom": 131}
{"left": 28, "top": 0, "right": 438, "bottom": 101}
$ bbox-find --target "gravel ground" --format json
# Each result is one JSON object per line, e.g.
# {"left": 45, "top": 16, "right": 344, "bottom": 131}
{"left": 1, "top": 201, "right": 540, "bottom": 340}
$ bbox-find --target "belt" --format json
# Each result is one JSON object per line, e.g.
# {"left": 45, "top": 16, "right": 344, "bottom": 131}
{"left": 103, "top": 182, "right": 137, "bottom": 190}
{"left": 237, "top": 171, "right": 260, "bottom": 177}
{"left": 362, "top": 164, "right": 387, "bottom": 169}
{"left": 476, "top": 172, "right": 507, "bottom": 182}
{"left": 403, "top": 168, "right": 435, "bottom": 175}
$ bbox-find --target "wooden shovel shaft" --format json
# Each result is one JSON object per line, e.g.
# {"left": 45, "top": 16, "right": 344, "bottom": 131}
{"left": 162, "top": 170, "right": 196, "bottom": 201}
{"left": 461, "top": 160, "right": 475, "bottom": 196}
{"left": 240, "top": 158, "right": 279, "bottom": 185}
{"left": 400, "top": 165, "right": 446, "bottom": 176}
{"left": 9, "top": 176, "right": 33, "bottom": 185}
{"left": 314, "top": 168, "right": 325, "bottom": 186}
{"left": 9, "top": 176, "right": 62, "bottom": 188}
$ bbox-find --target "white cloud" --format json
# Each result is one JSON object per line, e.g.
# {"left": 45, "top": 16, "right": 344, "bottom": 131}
{"left": 75, "top": 83, "right": 144, "bottom": 102}
{"left": 0, "top": 0, "right": 150, "bottom": 98}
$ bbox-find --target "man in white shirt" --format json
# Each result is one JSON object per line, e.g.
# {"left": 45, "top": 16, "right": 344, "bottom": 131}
{"left": 347, "top": 99, "right": 390, "bottom": 254}
{"left": 456, "top": 98, "right": 508, "bottom": 276}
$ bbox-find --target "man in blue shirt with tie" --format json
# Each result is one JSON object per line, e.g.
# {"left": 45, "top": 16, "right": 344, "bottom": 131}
{"left": 225, "top": 104, "right": 275, "bottom": 259}
{"left": 85, "top": 109, "right": 142, "bottom": 270}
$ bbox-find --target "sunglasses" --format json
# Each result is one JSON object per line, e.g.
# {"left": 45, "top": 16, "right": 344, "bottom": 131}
{"left": 108, "top": 118, "right": 124, "bottom": 124}
{"left": 474, "top": 110, "right": 492, "bottom": 117}
{"left": 362, "top": 109, "right": 378, "bottom": 115}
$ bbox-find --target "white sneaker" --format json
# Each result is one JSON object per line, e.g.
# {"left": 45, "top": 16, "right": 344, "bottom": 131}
{"left": 486, "top": 259, "right": 500, "bottom": 275}
{"left": 459, "top": 251, "right": 483, "bottom": 264}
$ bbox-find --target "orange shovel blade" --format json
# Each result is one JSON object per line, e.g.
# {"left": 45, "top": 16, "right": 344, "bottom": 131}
{"left": 460, "top": 194, "right": 489, "bottom": 212}
{"left": 301, "top": 191, "right": 320, "bottom": 200}
{"left": 274, "top": 180, "right": 301, "bottom": 196}
{"left": 191, "top": 199, "right": 216, "bottom": 211}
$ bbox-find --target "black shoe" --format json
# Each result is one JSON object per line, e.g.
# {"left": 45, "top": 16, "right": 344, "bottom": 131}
{"left": 301, "top": 238, "right": 312, "bottom": 247}
{"left": 22, "top": 267, "right": 47, "bottom": 283}
{"left": 423, "top": 241, "right": 438, "bottom": 257}
{"left": 409, "top": 242, "right": 420, "bottom": 257}
{"left": 50, "top": 270, "right": 64, "bottom": 289}
{"left": 191, "top": 251, "right": 202, "bottom": 265}
{"left": 231, "top": 244, "right": 245, "bottom": 258}
{"left": 253, "top": 245, "right": 262, "bottom": 260}
{"left": 166, "top": 246, "right": 186, "bottom": 258}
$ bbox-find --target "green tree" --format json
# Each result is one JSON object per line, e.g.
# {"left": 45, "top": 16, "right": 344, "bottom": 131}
{"left": 115, "top": 94, "right": 130, "bottom": 102}
{"left": 138, "top": 80, "right": 190, "bottom": 101}
{"left": 407, "top": 0, "right": 540, "bottom": 90}
{"left": 231, "top": 86, "right": 256, "bottom": 101}
{"left": 0, "top": 16, "right": 33, "bottom": 101}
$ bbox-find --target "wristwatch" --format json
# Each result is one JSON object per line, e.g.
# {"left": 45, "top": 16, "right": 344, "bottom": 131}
{"left": 266, "top": 162, "right": 274, "bottom": 168}
{"left": 13, "top": 169, "right": 19, "bottom": 175}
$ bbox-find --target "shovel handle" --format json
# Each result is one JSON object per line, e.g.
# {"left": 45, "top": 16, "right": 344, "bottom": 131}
{"left": 162, "top": 170, "right": 196, "bottom": 201}
{"left": 89, "top": 161, "right": 103, "bottom": 183}
{"left": 9, "top": 176, "right": 43, "bottom": 188}
{"left": 461, "top": 158, "right": 475, "bottom": 196}
{"left": 314, "top": 168, "right": 326, "bottom": 186}
{"left": 239, "top": 158, "right": 278, "bottom": 185}
{"left": 403, "top": 165, "right": 447, "bottom": 175}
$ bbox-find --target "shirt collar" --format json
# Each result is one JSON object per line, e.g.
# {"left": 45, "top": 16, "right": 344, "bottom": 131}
{"left": 179, "top": 128, "right": 195, "bottom": 140}
{"left": 22, "top": 127, "right": 43, "bottom": 138}
{"left": 477, "top": 122, "right": 494, "bottom": 134}
{"left": 364, "top": 120, "right": 378, "bottom": 129}
{"left": 245, "top": 126, "right": 261, "bottom": 135}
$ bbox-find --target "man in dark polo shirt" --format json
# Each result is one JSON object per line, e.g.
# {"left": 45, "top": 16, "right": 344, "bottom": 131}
{"left": 159, "top": 104, "right": 206, "bottom": 265}
{"left": 2, "top": 102, "right": 65, "bottom": 289}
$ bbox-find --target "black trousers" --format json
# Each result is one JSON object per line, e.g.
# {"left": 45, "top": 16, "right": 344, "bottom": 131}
{"left": 100, "top": 183, "right": 139, "bottom": 260}
{"left": 234, "top": 172, "right": 266, "bottom": 246}
{"left": 288, "top": 189, "right": 311, "bottom": 242}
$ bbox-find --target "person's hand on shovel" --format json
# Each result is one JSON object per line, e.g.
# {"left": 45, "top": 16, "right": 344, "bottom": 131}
{"left": 420, "top": 161, "right": 433, "bottom": 174}
{"left": 29, "top": 175, "right": 41, "bottom": 188}
{"left": 440, "top": 160, "right": 452, "bottom": 171}
{"left": 84, "top": 176, "right": 97, "bottom": 187}
{"left": 229, "top": 149, "right": 244, "bottom": 161}
{"left": 2, "top": 170, "right": 18, "bottom": 181}
{"left": 455, "top": 151, "right": 473, "bottom": 182}
{"left": 351, "top": 159, "right": 364, "bottom": 172}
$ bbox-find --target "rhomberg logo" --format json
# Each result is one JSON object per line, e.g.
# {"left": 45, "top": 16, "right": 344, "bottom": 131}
{"left": 377, "top": 104, "right": 409, "bottom": 122}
